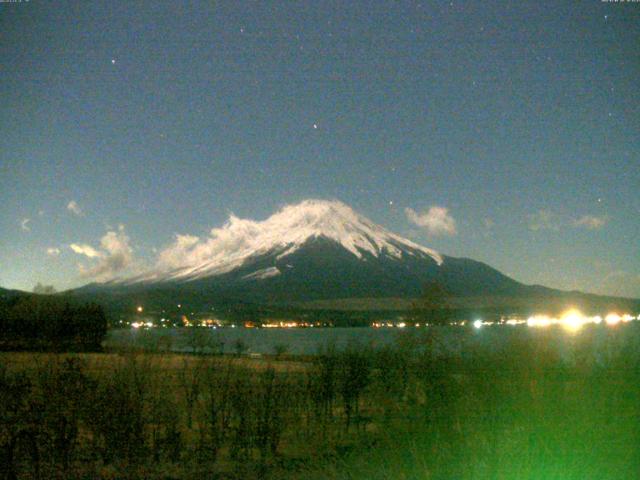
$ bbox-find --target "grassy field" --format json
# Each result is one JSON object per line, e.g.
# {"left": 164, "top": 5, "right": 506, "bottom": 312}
{"left": 1, "top": 324, "right": 640, "bottom": 479}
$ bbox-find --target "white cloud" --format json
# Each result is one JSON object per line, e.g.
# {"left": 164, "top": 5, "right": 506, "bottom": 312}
{"left": 20, "top": 218, "right": 31, "bottom": 232}
{"left": 157, "top": 234, "right": 200, "bottom": 270}
{"left": 573, "top": 215, "right": 607, "bottom": 230}
{"left": 70, "top": 225, "right": 135, "bottom": 280}
{"left": 528, "top": 211, "right": 607, "bottom": 232}
{"left": 70, "top": 243, "right": 103, "bottom": 258}
{"left": 46, "top": 247, "right": 61, "bottom": 256}
{"left": 156, "top": 219, "right": 264, "bottom": 272}
{"left": 405, "top": 206, "right": 457, "bottom": 236}
{"left": 155, "top": 212, "right": 291, "bottom": 272}
{"left": 527, "top": 210, "right": 559, "bottom": 231}
{"left": 67, "top": 200, "right": 83, "bottom": 216}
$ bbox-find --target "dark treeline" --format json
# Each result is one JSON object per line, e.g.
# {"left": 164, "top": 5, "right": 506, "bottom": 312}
{"left": 0, "top": 295, "right": 107, "bottom": 351}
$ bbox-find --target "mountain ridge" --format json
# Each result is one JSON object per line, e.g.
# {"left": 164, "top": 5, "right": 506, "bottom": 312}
{"left": 120, "top": 199, "right": 443, "bottom": 285}
{"left": 63, "top": 199, "right": 639, "bottom": 315}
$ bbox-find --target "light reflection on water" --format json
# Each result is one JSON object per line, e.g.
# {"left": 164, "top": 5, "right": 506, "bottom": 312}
{"left": 106, "top": 321, "right": 640, "bottom": 365}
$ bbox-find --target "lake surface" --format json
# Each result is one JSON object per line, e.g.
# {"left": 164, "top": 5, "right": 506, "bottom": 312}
{"left": 105, "top": 323, "right": 640, "bottom": 363}
{"left": 107, "top": 327, "right": 414, "bottom": 355}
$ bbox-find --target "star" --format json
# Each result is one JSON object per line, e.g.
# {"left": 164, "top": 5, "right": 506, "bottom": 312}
{"left": 604, "top": 14, "right": 608, "bottom": 20}
{"left": 313, "top": 123, "right": 318, "bottom": 129}
{"left": 111, "top": 59, "right": 116, "bottom": 64}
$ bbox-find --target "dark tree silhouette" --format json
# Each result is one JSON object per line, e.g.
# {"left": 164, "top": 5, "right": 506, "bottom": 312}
{"left": 412, "top": 281, "right": 452, "bottom": 326}
{"left": 0, "top": 295, "right": 107, "bottom": 351}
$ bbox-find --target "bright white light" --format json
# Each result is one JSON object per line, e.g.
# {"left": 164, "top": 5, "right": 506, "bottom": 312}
{"left": 605, "top": 313, "right": 621, "bottom": 326}
{"left": 397, "top": 322, "right": 406, "bottom": 328}
{"left": 131, "top": 322, "right": 141, "bottom": 329}
{"left": 527, "top": 315, "right": 551, "bottom": 328}
{"left": 622, "top": 314, "right": 634, "bottom": 322}
{"left": 136, "top": 306, "right": 143, "bottom": 313}
{"left": 560, "top": 309, "right": 586, "bottom": 331}
{"left": 473, "top": 319, "right": 483, "bottom": 329}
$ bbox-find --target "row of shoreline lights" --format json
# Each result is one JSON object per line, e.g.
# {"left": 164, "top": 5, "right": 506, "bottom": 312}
{"left": 473, "top": 310, "right": 637, "bottom": 331}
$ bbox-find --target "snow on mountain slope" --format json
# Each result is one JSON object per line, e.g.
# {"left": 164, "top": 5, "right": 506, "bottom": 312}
{"left": 134, "top": 199, "right": 442, "bottom": 284}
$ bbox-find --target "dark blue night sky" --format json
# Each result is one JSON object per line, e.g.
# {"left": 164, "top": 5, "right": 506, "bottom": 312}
{"left": 1, "top": 1, "right": 638, "bottom": 297}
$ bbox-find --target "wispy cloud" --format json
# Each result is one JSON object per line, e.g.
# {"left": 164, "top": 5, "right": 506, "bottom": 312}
{"left": 70, "top": 243, "right": 103, "bottom": 258}
{"left": 70, "top": 225, "right": 135, "bottom": 280}
{"left": 527, "top": 210, "right": 560, "bottom": 231}
{"left": 67, "top": 200, "right": 83, "bottom": 216}
{"left": 46, "top": 247, "right": 61, "bottom": 256}
{"left": 573, "top": 215, "right": 607, "bottom": 230}
{"left": 20, "top": 218, "right": 31, "bottom": 232}
{"left": 157, "top": 234, "right": 200, "bottom": 270}
{"left": 405, "top": 206, "right": 457, "bottom": 236}
{"left": 529, "top": 210, "right": 608, "bottom": 232}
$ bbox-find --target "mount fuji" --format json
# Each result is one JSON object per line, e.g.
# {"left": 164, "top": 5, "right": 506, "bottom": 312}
{"left": 69, "top": 200, "right": 637, "bottom": 314}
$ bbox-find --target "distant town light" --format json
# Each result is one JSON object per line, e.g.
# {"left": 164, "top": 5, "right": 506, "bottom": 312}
{"left": 527, "top": 315, "right": 551, "bottom": 328}
{"left": 561, "top": 309, "right": 584, "bottom": 332}
{"left": 136, "top": 306, "right": 143, "bottom": 313}
{"left": 473, "top": 319, "right": 483, "bottom": 329}
{"left": 605, "top": 313, "right": 621, "bottom": 326}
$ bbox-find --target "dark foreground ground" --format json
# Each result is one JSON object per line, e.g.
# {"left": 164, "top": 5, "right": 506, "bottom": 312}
{"left": 2, "top": 323, "right": 640, "bottom": 479}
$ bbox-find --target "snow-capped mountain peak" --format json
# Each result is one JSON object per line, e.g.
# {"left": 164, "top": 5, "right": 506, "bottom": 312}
{"left": 264, "top": 199, "right": 442, "bottom": 261}
{"left": 135, "top": 199, "right": 443, "bottom": 283}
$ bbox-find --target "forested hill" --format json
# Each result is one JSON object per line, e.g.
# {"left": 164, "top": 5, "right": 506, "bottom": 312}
{"left": 0, "top": 289, "right": 107, "bottom": 351}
